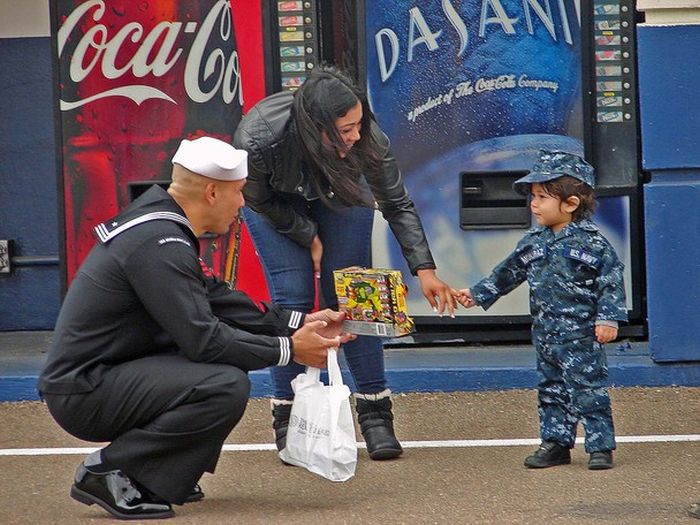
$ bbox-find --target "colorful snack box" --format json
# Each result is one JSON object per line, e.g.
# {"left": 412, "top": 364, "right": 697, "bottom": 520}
{"left": 333, "top": 266, "right": 415, "bottom": 337}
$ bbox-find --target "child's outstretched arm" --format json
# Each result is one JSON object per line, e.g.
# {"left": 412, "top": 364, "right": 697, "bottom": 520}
{"left": 453, "top": 288, "right": 476, "bottom": 308}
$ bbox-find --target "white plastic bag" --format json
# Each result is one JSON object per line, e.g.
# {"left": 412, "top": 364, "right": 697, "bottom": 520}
{"left": 278, "top": 349, "right": 358, "bottom": 482}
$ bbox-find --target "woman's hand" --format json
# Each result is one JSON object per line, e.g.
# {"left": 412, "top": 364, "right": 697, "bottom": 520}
{"left": 416, "top": 269, "right": 458, "bottom": 317}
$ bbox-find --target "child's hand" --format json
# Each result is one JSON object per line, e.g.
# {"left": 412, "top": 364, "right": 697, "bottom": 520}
{"left": 452, "top": 288, "right": 476, "bottom": 308}
{"left": 595, "top": 324, "right": 618, "bottom": 344}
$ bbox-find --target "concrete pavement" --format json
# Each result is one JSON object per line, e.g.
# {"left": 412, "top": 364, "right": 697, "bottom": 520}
{"left": 3, "top": 388, "right": 700, "bottom": 524}
{"left": 4, "top": 330, "right": 700, "bottom": 523}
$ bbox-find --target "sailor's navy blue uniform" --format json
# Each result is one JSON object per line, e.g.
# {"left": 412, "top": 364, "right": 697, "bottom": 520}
{"left": 39, "top": 185, "right": 305, "bottom": 504}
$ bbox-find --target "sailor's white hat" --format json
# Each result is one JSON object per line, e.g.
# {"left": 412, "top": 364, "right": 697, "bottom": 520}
{"left": 172, "top": 136, "right": 248, "bottom": 181}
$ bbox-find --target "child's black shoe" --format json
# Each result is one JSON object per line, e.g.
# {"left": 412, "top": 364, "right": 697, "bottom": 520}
{"left": 524, "top": 441, "right": 571, "bottom": 468}
{"left": 588, "top": 450, "right": 613, "bottom": 470}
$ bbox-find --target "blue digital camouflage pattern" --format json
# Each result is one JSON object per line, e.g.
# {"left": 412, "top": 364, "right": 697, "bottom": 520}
{"left": 470, "top": 219, "right": 627, "bottom": 452}
{"left": 513, "top": 149, "right": 596, "bottom": 195}
{"left": 535, "top": 337, "right": 615, "bottom": 452}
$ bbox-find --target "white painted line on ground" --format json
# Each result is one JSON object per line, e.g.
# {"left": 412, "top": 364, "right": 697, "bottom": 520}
{"left": 402, "top": 434, "right": 700, "bottom": 448}
{"left": 2, "top": 434, "right": 700, "bottom": 457}
{"left": 0, "top": 447, "right": 101, "bottom": 456}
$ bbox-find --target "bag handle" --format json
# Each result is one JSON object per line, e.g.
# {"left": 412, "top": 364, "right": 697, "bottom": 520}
{"left": 327, "top": 348, "right": 343, "bottom": 386}
{"left": 303, "top": 348, "right": 342, "bottom": 385}
{"left": 306, "top": 366, "right": 321, "bottom": 383}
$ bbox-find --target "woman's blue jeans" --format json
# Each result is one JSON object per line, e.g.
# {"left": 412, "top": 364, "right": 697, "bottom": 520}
{"left": 242, "top": 197, "right": 386, "bottom": 400}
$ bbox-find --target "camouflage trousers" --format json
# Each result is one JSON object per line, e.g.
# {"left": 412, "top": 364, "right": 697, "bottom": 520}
{"left": 535, "top": 336, "right": 616, "bottom": 453}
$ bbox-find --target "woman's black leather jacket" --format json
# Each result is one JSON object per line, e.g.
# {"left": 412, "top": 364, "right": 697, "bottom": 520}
{"left": 233, "top": 90, "right": 435, "bottom": 275}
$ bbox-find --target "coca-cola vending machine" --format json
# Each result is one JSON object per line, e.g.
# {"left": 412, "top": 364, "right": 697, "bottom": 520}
{"left": 359, "top": 0, "right": 644, "bottom": 341}
{"left": 260, "top": 0, "right": 644, "bottom": 341}
{"left": 53, "top": 0, "right": 267, "bottom": 290}
{"left": 246, "top": 0, "right": 646, "bottom": 343}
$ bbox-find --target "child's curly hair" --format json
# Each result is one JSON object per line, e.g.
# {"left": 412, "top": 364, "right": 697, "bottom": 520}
{"left": 540, "top": 175, "right": 596, "bottom": 222}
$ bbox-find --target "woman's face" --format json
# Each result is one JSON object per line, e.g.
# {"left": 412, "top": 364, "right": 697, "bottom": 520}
{"left": 326, "top": 100, "right": 362, "bottom": 158}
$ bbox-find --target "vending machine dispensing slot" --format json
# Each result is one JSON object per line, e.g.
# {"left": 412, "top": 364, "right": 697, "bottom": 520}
{"left": 459, "top": 171, "right": 530, "bottom": 230}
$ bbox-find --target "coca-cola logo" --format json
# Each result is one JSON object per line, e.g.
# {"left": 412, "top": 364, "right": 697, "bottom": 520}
{"left": 57, "top": 0, "right": 242, "bottom": 110}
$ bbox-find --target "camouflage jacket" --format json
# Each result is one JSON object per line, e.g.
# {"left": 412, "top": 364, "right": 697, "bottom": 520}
{"left": 470, "top": 220, "right": 627, "bottom": 342}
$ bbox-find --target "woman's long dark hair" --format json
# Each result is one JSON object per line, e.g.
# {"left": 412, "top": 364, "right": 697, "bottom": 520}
{"left": 292, "top": 64, "right": 386, "bottom": 208}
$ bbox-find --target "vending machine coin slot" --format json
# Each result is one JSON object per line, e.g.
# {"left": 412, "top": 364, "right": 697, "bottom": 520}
{"left": 460, "top": 171, "right": 530, "bottom": 230}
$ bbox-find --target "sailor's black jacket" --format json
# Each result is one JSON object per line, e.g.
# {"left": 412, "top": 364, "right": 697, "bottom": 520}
{"left": 39, "top": 186, "right": 303, "bottom": 394}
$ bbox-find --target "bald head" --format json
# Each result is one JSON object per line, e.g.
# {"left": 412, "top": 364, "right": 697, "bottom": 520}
{"left": 169, "top": 164, "right": 208, "bottom": 199}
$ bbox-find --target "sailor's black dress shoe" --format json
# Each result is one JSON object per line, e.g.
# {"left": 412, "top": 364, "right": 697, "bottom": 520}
{"left": 136, "top": 480, "right": 204, "bottom": 505}
{"left": 70, "top": 463, "right": 174, "bottom": 520}
{"left": 185, "top": 483, "right": 204, "bottom": 504}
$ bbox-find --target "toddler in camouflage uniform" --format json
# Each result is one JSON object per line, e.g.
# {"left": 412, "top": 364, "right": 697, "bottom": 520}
{"left": 454, "top": 150, "right": 627, "bottom": 470}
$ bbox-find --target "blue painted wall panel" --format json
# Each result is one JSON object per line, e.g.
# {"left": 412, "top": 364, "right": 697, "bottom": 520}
{"left": 644, "top": 171, "right": 700, "bottom": 362}
{"left": 0, "top": 37, "right": 61, "bottom": 329}
{"left": 0, "top": 266, "right": 61, "bottom": 331}
{"left": 637, "top": 24, "right": 700, "bottom": 170}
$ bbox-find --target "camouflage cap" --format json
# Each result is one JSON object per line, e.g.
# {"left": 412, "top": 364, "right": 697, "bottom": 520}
{"left": 513, "top": 149, "right": 595, "bottom": 195}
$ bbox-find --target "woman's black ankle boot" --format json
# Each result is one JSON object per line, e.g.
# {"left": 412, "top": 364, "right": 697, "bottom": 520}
{"left": 271, "top": 400, "right": 293, "bottom": 452}
{"left": 354, "top": 391, "right": 403, "bottom": 460}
